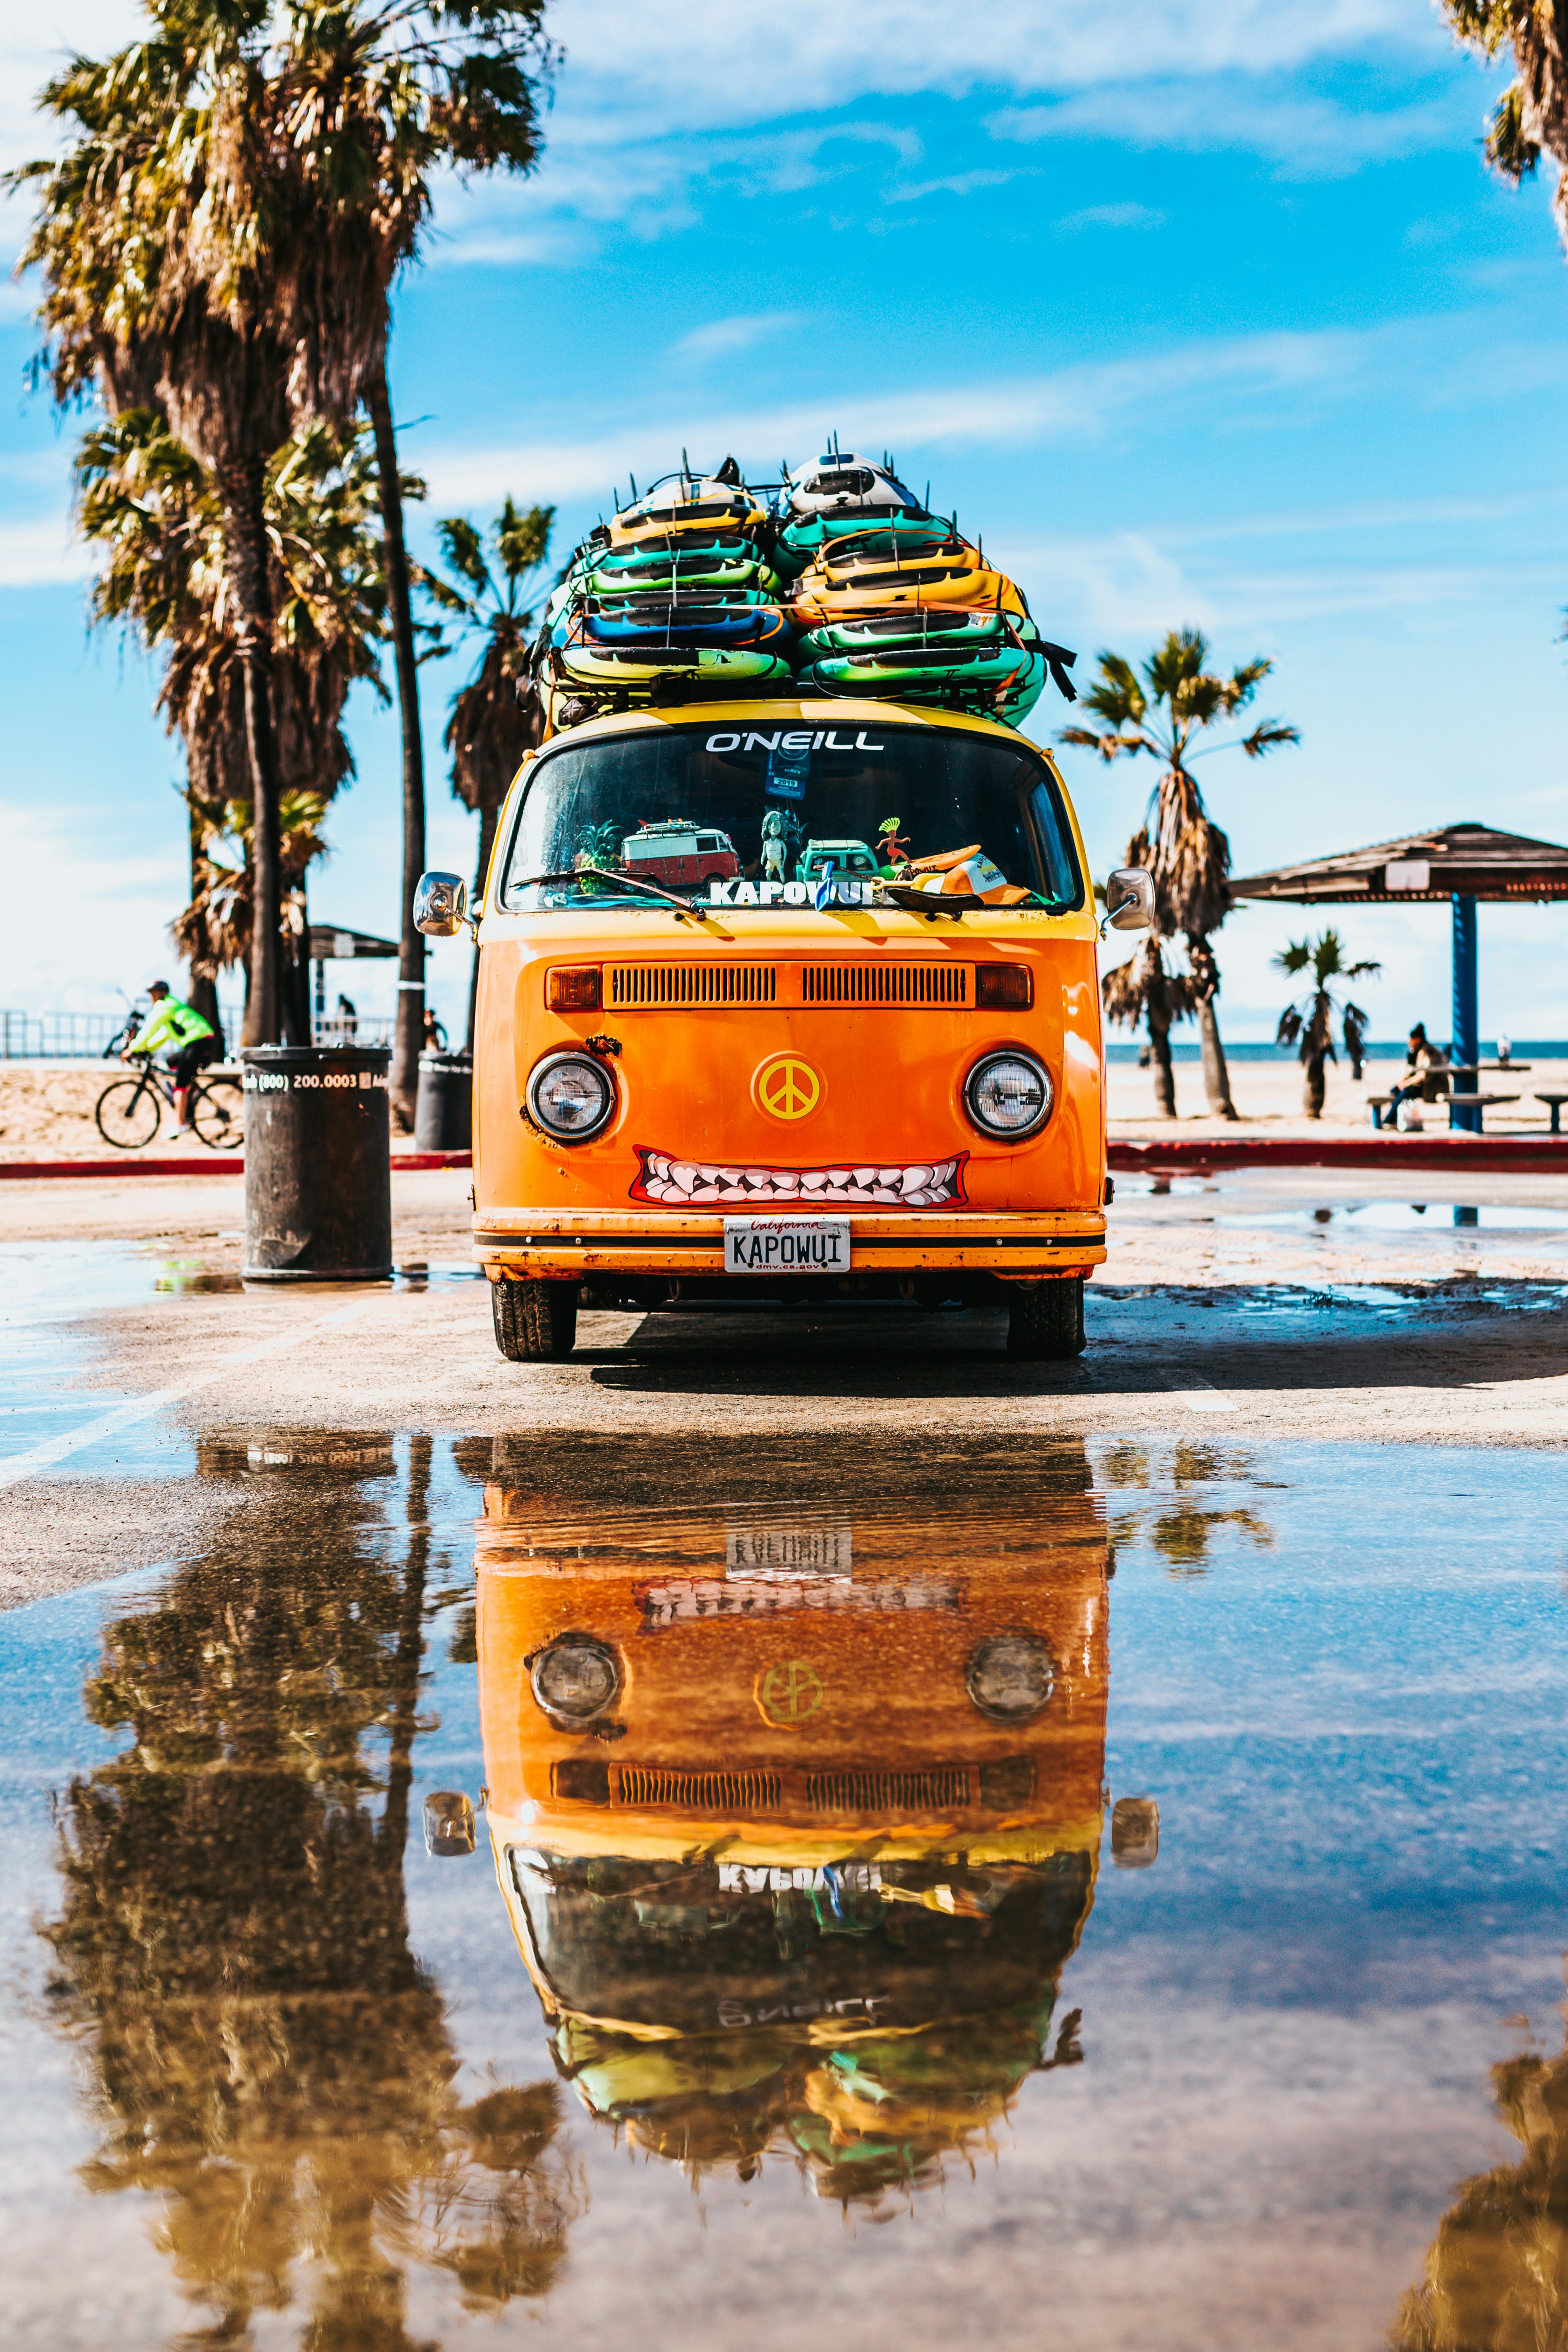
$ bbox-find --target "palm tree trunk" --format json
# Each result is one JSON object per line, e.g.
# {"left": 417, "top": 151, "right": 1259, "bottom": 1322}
{"left": 216, "top": 457, "right": 285, "bottom": 1048}
{"left": 185, "top": 785, "right": 222, "bottom": 1044}
{"left": 368, "top": 359, "right": 425, "bottom": 1130}
{"left": 1147, "top": 998, "right": 1177, "bottom": 1117}
{"left": 380, "top": 1433, "right": 430, "bottom": 1875}
{"left": 1188, "top": 934, "right": 1238, "bottom": 1120}
{"left": 1304, "top": 1054, "right": 1326, "bottom": 1118}
{"left": 464, "top": 798, "right": 499, "bottom": 1053}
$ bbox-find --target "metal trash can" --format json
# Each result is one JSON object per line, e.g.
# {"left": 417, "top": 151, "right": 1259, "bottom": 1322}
{"left": 414, "top": 1050, "right": 473, "bottom": 1151}
{"left": 241, "top": 1045, "right": 393, "bottom": 1281}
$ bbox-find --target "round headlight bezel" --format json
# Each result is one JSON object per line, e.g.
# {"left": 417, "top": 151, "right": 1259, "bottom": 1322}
{"left": 964, "top": 1632, "right": 1056, "bottom": 1724}
{"left": 962, "top": 1047, "right": 1054, "bottom": 1141}
{"left": 526, "top": 1049, "right": 616, "bottom": 1144}
{"left": 528, "top": 1633, "right": 622, "bottom": 1725}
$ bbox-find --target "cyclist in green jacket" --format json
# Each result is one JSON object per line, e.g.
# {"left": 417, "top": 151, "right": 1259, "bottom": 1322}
{"left": 124, "top": 982, "right": 220, "bottom": 1131}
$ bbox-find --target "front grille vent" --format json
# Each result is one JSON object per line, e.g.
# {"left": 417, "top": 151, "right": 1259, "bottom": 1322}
{"left": 806, "top": 1765, "right": 972, "bottom": 1813}
{"left": 607, "top": 963, "right": 778, "bottom": 1008}
{"left": 616, "top": 1765, "right": 782, "bottom": 1812}
{"left": 801, "top": 963, "right": 969, "bottom": 1007}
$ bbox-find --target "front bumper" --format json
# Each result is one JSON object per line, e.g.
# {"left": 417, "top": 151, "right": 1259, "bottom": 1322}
{"left": 473, "top": 1207, "right": 1107, "bottom": 1281}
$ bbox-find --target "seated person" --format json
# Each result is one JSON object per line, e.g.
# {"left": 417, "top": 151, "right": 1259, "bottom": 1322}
{"left": 1386, "top": 1023, "right": 1451, "bottom": 1125}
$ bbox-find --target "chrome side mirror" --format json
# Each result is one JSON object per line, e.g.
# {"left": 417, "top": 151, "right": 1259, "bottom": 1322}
{"left": 1103, "top": 867, "right": 1155, "bottom": 933}
{"left": 1111, "top": 1795, "right": 1159, "bottom": 1869}
{"left": 414, "top": 871, "right": 469, "bottom": 938}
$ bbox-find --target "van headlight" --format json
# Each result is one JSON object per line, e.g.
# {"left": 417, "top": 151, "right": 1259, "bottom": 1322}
{"left": 965, "top": 1634, "right": 1054, "bottom": 1723}
{"left": 963, "top": 1049, "right": 1052, "bottom": 1140}
{"left": 527, "top": 1050, "right": 616, "bottom": 1142}
{"left": 530, "top": 1635, "right": 621, "bottom": 1724}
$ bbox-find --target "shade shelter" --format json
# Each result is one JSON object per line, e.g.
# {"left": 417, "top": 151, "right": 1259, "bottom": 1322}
{"left": 1229, "top": 823, "right": 1568, "bottom": 1131}
{"left": 306, "top": 923, "right": 399, "bottom": 1040}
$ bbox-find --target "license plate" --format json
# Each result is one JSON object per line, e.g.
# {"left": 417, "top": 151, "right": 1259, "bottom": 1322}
{"left": 723, "top": 1216, "right": 851, "bottom": 1275}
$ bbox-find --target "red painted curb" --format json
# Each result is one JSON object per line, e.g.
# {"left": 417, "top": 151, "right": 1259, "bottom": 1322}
{"left": 1108, "top": 1136, "right": 1568, "bottom": 1174}
{"left": 0, "top": 1151, "right": 474, "bottom": 1180}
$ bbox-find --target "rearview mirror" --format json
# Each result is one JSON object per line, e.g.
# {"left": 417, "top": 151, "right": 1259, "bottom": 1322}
{"left": 1104, "top": 867, "right": 1155, "bottom": 932}
{"left": 414, "top": 871, "right": 469, "bottom": 938}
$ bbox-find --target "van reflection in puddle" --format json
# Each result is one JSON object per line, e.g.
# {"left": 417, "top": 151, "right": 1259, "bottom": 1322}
{"left": 475, "top": 1446, "right": 1109, "bottom": 2206}
{"left": 42, "top": 1434, "right": 581, "bottom": 2342}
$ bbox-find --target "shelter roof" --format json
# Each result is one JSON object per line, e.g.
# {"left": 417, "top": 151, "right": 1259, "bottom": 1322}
{"left": 306, "top": 923, "right": 399, "bottom": 960}
{"left": 1229, "top": 821, "right": 1568, "bottom": 905}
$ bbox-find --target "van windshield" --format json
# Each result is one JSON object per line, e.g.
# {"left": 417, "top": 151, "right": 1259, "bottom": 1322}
{"left": 496, "top": 719, "right": 1083, "bottom": 913}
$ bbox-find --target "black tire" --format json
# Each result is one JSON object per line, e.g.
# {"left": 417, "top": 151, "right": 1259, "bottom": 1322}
{"left": 492, "top": 1277, "right": 579, "bottom": 1362}
{"left": 95, "top": 1076, "right": 161, "bottom": 1150}
{"left": 190, "top": 1076, "right": 245, "bottom": 1148}
{"left": 1006, "top": 1277, "right": 1086, "bottom": 1360}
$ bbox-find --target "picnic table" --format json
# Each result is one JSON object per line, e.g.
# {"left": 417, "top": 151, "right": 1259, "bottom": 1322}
{"left": 1368, "top": 1061, "right": 1534, "bottom": 1132}
{"left": 1536, "top": 1092, "right": 1568, "bottom": 1135}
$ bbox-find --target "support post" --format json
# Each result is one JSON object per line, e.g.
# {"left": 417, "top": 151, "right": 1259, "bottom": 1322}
{"left": 1451, "top": 893, "right": 1479, "bottom": 1134}
{"left": 313, "top": 959, "right": 325, "bottom": 1044}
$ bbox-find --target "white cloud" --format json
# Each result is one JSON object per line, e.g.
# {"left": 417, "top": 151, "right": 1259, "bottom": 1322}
{"left": 1058, "top": 201, "right": 1166, "bottom": 232}
{"left": 543, "top": 0, "right": 1438, "bottom": 139}
{"left": 671, "top": 311, "right": 805, "bottom": 362}
{"left": 0, "top": 517, "right": 88, "bottom": 587}
{"left": 884, "top": 167, "right": 1029, "bottom": 206}
{"left": 990, "top": 85, "right": 1466, "bottom": 179}
{"left": 421, "top": 324, "right": 1360, "bottom": 508}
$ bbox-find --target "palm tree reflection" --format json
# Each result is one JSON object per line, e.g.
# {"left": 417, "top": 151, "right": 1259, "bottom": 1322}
{"left": 44, "top": 1434, "right": 580, "bottom": 2346}
{"left": 1391, "top": 2007, "right": 1568, "bottom": 2351}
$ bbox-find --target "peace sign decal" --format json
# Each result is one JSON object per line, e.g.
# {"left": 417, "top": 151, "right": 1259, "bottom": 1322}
{"left": 756, "top": 1660, "right": 824, "bottom": 1726}
{"left": 755, "top": 1054, "right": 822, "bottom": 1122}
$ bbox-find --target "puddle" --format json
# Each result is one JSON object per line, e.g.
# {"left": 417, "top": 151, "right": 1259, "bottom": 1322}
{"left": 4, "top": 1433, "right": 1568, "bottom": 2346}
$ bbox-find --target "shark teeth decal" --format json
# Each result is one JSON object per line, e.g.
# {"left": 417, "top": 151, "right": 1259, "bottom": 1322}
{"left": 630, "top": 1148, "right": 970, "bottom": 1208}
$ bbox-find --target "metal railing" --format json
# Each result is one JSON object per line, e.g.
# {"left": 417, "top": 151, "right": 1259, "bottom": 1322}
{"left": 0, "top": 1010, "right": 128, "bottom": 1059}
{"left": 312, "top": 1016, "right": 394, "bottom": 1047}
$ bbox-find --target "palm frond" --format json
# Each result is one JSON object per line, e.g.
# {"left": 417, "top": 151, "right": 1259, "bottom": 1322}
{"left": 1274, "top": 941, "right": 1313, "bottom": 975}
{"left": 437, "top": 517, "right": 491, "bottom": 604}
{"left": 1240, "top": 719, "right": 1301, "bottom": 758}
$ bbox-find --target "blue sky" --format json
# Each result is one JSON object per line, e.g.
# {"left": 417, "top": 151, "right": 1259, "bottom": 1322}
{"left": 1, "top": 0, "right": 1565, "bottom": 1045}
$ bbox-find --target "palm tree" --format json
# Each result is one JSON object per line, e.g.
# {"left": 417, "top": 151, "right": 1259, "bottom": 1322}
{"left": 1274, "top": 929, "right": 1379, "bottom": 1118}
{"left": 274, "top": 0, "right": 556, "bottom": 1120}
{"left": 44, "top": 1444, "right": 582, "bottom": 2339}
{"left": 1101, "top": 937, "right": 1198, "bottom": 1119}
{"left": 76, "top": 408, "right": 387, "bottom": 1036}
{"left": 1440, "top": 3, "right": 1568, "bottom": 245}
{"left": 13, "top": 2, "right": 553, "bottom": 1055}
{"left": 14, "top": 12, "right": 334, "bottom": 1042}
{"left": 1062, "top": 627, "right": 1300, "bottom": 1119}
{"left": 427, "top": 499, "right": 553, "bottom": 1047}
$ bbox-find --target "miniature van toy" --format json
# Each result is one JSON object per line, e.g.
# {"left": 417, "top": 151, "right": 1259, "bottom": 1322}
{"left": 621, "top": 821, "right": 739, "bottom": 890}
{"left": 796, "top": 837, "right": 879, "bottom": 887}
{"left": 415, "top": 695, "right": 1154, "bottom": 1364}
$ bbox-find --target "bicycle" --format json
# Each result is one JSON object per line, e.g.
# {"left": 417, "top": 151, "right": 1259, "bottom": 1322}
{"left": 94, "top": 1053, "right": 245, "bottom": 1151}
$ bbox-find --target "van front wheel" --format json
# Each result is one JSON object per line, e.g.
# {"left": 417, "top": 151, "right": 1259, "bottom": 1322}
{"left": 492, "top": 1278, "right": 579, "bottom": 1363}
{"left": 1006, "top": 1277, "right": 1086, "bottom": 1361}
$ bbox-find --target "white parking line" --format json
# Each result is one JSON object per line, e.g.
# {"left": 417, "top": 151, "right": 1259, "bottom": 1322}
{"left": 1166, "top": 1377, "right": 1237, "bottom": 1414}
{"left": 0, "top": 1296, "right": 382, "bottom": 1491}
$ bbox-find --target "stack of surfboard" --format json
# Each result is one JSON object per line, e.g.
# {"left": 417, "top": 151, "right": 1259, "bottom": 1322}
{"left": 540, "top": 467, "right": 795, "bottom": 729}
{"left": 535, "top": 449, "right": 1075, "bottom": 733}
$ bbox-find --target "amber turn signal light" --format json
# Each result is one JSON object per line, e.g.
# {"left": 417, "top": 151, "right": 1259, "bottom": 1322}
{"left": 975, "top": 962, "right": 1032, "bottom": 1009}
{"left": 547, "top": 965, "right": 602, "bottom": 1012}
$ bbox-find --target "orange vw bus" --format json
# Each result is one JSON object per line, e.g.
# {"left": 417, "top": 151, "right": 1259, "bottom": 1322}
{"left": 415, "top": 696, "right": 1152, "bottom": 1361}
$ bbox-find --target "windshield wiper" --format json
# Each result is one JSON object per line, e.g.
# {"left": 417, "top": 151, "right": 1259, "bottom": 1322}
{"left": 511, "top": 868, "right": 715, "bottom": 922}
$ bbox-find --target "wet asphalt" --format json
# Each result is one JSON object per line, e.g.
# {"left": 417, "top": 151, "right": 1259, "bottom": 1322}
{"left": 1, "top": 1167, "right": 1566, "bottom": 2348}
